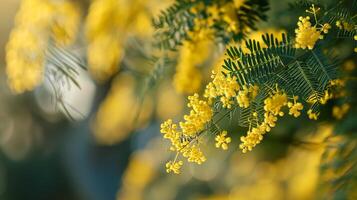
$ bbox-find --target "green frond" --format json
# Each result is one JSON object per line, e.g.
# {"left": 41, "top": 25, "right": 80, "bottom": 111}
{"left": 46, "top": 45, "right": 84, "bottom": 90}
{"left": 152, "top": 0, "right": 196, "bottom": 50}
{"left": 286, "top": 60, "right": 323, "bottom": 102}
{"left": 237, "top": 92, "right": 266, "bottom": 127}
{"left": 223, "top": 32, "right": 339, "bottom": 114}
{"left": 224, "top": 33, "right": 295, "bottom": 86}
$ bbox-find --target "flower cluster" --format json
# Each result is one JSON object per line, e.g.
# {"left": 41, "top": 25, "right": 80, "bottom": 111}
{"left": 162, "top": 63, "right": 344, "bottom": 173}
{"left": 332, "top": 104, "right": 350, "bottom": 120}
{"left": 240, "top": 88, "right": 288, "bottom": 153}
{"left": 204, "top": 71, "right": 259, "bottom": 109}
{"left": 93, "top": 74, "right": 153, "bottom": 145}
{"left": 336, "top": 20, "right": 354, "bottom": 31}
{"left": 85, "top": 0, "right": 124, "bottom": 82}
{"left": 6, "top": 0, "right": 79, "bottom": 93}
{"left": 204, "top": 71, "right": 240, "bottom": 107}
{"left": 215, "top": 131, "right": 232, "bottom": 150}
{"left": 295, "top": 5, "right": 331, "bottom": 50}
{"left": 180, "top": 94, "right": 213, "bottom": 136}
{"left": 165, "top": 160, "right": 183, "bottom": 174}
{"left": 86, "top": 0, "right": 149, "bottom": 82}
{"left": 288, "top": 96, "right": 304, "bottom": 117}
{"left": 161, "top": 93, "right": 212, "bottom": 174}
{"left": 295, "top": 16, "right": 330, "bottom": 50}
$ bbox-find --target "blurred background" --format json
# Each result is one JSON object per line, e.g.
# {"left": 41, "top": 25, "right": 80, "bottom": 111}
{"left": 0, "top": 0, "right": 356, "bottom": 200}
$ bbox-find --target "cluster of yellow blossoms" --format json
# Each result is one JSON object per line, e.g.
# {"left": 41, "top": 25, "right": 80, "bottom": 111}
{"left": 86, "top": 0, "right": 124, "bottom": 82}
{"left": 332, "top": 103, "right": 350, "bottom": 120}
{"left": 162, "top": 65, "right": 336, "bottom": 173}
{"left": 240, "top": 89, "right": 289, "bottom": 153}
{"left": 204, "top": 71, "right": 258, "bottom": 109}
{"left": 172, "top": 0, "right": 253, "bottom": 94}
{"left": 295, "top": 16, "right": 331, "bottom": 49}
{"left": 93, "top": 73, "right": 153, "bottom": 145}
{"left": 215, "top": 131, "right": 232, "bottom": 150}
{"left": 161, "top": 4, "right": 347, "bottom": 174}
{"left": 295, "top": 5, "right": 331, "bottom": 50}
{"left": 160, "top": 93, "right": 212, "bottom": 173}
{"left": 6, "top": 0, "right": 80, "bottom": 93}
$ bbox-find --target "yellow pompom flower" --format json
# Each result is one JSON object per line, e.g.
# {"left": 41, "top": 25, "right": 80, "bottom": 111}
{"left": 179, "top": 94, "right": 213, "bottom": 136}
{"left": 6, "top": 29, "right": 47, "bottom": 93}
{"left": 295, "top": 13, "right": 330, "bottom": 50}
{"left": 288, "top": 96, "right": 304, "bottom": 117}
{"left": 307, "top": 109, "right": 319, "bottom": 120}
{"left": 166, "top": 160, "right": 183, "bottom": 174}
{"left": 263, "top": 90, "right": 288, "bottom": 116}
{"left": 239, "top": 125, "right": 265, "bottom": 153}
{"left": 87, "top": 34, "right": 123, "bottom": 81}
{"left": 332, "top": 104, "right": 350, "bottom": 120}
{"left": 295, "top": 16, "right": 321, "bottom": 50}
{"left": 215, "top": 131, "right": 232, "bottom": 150}
{"left": 236, "top": 85, "right": 259, "bottom": 108}
{"left": 182, "top": 145, "right": 207, "bottom": 164}
{"left": 204, "top": 71, "right": 240, "bottom": 107}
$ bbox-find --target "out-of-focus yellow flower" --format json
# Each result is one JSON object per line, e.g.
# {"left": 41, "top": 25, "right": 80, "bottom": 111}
{"left": 116, "top": 152, "right": 156, "bottom": 200}
{"left": 86, "top": 0, "right": 159, "bottom": 82}
{"left": 86, "top": 0, "right": 124, "bottom": 82}
{"left": 6, "top": 0, "right": 80, "bottom": 93}
{"left": 342, "top": 60, "right": 356, "bottom": 71}
{"left": 87, "top": 34, "right": 123, "bottom": 81}
{"left": 332, "top": 103, "right": 350, "bottom": 120}
{"left": 50, "top": 1, "right": 80, "bottom": 45}
{"left": 6, "top": 29, "right": 47, "bottom": 93}
{"left": 92, "top": 73, "right": 153, "bottom": 145}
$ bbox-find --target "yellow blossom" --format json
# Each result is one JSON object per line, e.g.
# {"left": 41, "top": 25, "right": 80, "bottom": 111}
{"left": 93, "top": 74, "right": 153, "bottom": 145}
{"left": 263, "top": 90, "right": 288, "bottom": 116}
{"left": 238, "top": 86, "right": 288, "bottom": 153}
{"left": 215, "top": 131, "right": 232, "bottom": 150}
{"left": 332, "top": 104, "right": 350, "bottom": 120}
{"left": 307, "top": 109, "right": 319, "bottom": 120}
{"left": 239, "top": 125, "right": 266, "bottom": 153}
{"left": 264, "top": 112, "right": 278, "bottom": 127}
{"left": 320, "top": 90, "right": 332, "bottom": 104}
{"left": 180, "top": 94, "right": 213, "bottom": 136}
{"left": 288, "top": 96, "right": 304, "bottom": 117}
{"left": 182, "top": 145, "right": 207, "bottom": 164}
{"left": 204, "top": 71, "right": 240, "bottom": 107}
{"left": 166, "top": 160, "right": 183, "bottom": 174}
{"left": 295, "top": 15, "right": 330, "bottom": 50}
{"left": 236, "top": 85, "right": 259, "bottom": 108}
